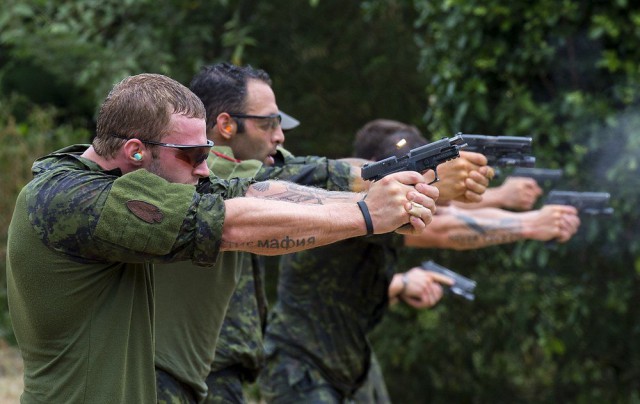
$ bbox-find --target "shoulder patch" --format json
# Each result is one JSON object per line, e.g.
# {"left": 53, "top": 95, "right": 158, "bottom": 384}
{"left": 126, "top": 200, "right": 164, "bottom": 224}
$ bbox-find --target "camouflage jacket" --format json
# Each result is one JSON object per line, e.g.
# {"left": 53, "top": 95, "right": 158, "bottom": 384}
{"left": 263, "top": 232, "right": 404, "bottom": 396}
{"left": 210, "top": 146, "right": 353, "bottom": 380}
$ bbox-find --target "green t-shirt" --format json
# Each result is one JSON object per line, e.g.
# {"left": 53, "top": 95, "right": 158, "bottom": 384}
{"left": 6, "top": 145, "right": 249, "bottom": 403}
{"left": 154, "top": 146, "right": 263, "bottom": 401}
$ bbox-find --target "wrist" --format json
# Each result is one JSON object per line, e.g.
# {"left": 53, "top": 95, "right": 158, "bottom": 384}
{"left": 519, "top": 211, "right": 538, "bottom": 239}
{"left": 356, "top": 200, "right": 374, "bottom": 236}
{"left": 389, "top": 274, "right": 406, "bottom": 299}
{"left": 400, "top": 272, "right": 409, "bottom": 296}
{"left": 486, "top": 188, "right": 504, "bottom": 208}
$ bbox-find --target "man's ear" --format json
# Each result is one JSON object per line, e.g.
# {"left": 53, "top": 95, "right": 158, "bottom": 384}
{"left": 123, "top": 139, "right": 146, "bottom": 166}
{"left": 217, "top": 113, "right": 236, "bottom": 140}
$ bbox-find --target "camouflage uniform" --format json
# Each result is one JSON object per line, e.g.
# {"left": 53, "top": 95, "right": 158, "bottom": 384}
{"left": 258, "top": 230, "right": 403, "bottom": 403}
{"left": 157, "top": 368, "right": 200, "bottom": 404}
{"left": 154, "top": 146, "right": 353, "bottom": 403}
{"left": 352, "top": 352, "right": 391, "bottom": 403}
{"left": 6, "top": 145, "right": 250, "bottom": 403}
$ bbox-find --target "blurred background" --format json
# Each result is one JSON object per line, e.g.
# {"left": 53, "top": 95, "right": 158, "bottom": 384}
{"left": 0, "top": 0, "right": 638, "bottom": 402}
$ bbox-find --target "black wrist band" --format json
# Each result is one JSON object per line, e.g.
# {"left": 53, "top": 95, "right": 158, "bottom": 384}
{"left": 357, "top": 200, "right": 374, "bottom": 236}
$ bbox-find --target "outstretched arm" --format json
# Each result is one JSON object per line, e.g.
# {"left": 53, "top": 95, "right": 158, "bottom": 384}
{"left": 404, "top": 204, "right": 580, "bottom": 250}
{"left": 453, "top": 176, "right": 543, "bottom": 210}
{"left": 339, "top": 151, "right": 494, "bottom": 201}
{"left": 221, "top": 171, "right": 440, "bottom": 255}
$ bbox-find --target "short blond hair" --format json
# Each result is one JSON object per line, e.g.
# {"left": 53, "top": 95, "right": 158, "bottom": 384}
{"left": 93, "top": 73, "right": 206, "bottom": 158}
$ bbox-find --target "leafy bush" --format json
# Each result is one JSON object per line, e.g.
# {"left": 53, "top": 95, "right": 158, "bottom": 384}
{"left": 370, "top": 0, "right": 640, "bottom": 402}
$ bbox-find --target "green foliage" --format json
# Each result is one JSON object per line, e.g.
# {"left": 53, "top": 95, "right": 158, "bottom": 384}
{"left": 0, "top": 0, "right": 250, "bottom": 112}
{"left": 244, "top": 0, "right": 428, "bottom": 157}
{"left": 369, "top": 0, "right": 640, "bottom": 401}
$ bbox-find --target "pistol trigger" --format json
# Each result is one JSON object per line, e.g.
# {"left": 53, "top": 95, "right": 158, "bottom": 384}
{"left": 428, "top": 168, "right": 440, "bottom": 185}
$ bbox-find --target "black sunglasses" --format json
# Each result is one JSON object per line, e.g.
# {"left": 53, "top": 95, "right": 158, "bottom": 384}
{"left": 113, "top": 135, "right": 213, "bottom": 168}
{"left": 229, "top": 113, "right": 282, "bottom": 130}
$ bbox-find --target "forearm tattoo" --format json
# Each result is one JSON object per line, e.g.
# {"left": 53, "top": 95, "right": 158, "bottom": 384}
{"left": 222, "top": 235, "right": 317, "bottom": 251}
{"left": 448, "top": 213, "right": 523, "bottom": 247}
{"left": 250, "top": 181, "right": 358, "bottom": 205}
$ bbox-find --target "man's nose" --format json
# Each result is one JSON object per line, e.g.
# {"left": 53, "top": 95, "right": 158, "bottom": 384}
{"left": 273, "top": 127, "right": 285, "bottom": 145}
{"left": 193, "top": 160, "right": 210, "bottom": 178}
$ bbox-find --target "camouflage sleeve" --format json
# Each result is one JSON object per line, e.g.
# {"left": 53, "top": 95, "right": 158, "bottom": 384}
{"left": 255, "top": 150, "right": 352, "bottom": 192}
{"left": 26, "top": 168, "right": 250, "bottom": 265}
{"left": 184, "top": 176, "right": 254, "bottom": 265}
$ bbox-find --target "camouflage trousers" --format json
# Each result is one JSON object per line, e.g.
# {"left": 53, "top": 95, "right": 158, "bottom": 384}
{"left": 258, "top": 350, "right": 342, "bottom": 403}
{"left": 156, "top": 368, "right": 199, "bottom": 404}
{"left": 204, "top": 366, "right": 247, "bottom": 404}
{"left": 352, "top": 353, "right": 391, "bottom": 404}
{"left": 258, "top": 350, "right": 391, "bottom": 404}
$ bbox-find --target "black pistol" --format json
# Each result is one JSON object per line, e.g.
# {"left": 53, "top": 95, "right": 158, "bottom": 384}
{"left": 421, "top": 260, "right": 476, "bottom": 301}
{"left": 460, "top": 133, "right": 535, "bottom": 167}
{"left": 361, "top": 134, "right": 466, "bottom": 184}
{"left": 544, "top": 190, "right": 614, "bottom": 216}
{"left": 509, "top": 167, "right": 563, "bottom": 186}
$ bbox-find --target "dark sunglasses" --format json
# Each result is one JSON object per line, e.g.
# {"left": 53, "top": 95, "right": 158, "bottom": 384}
{"left": 229, "top": 113, "right": 282, "bottom": 131}
{"left": 113, "top": 135, "right": 213, "bottom": 168}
